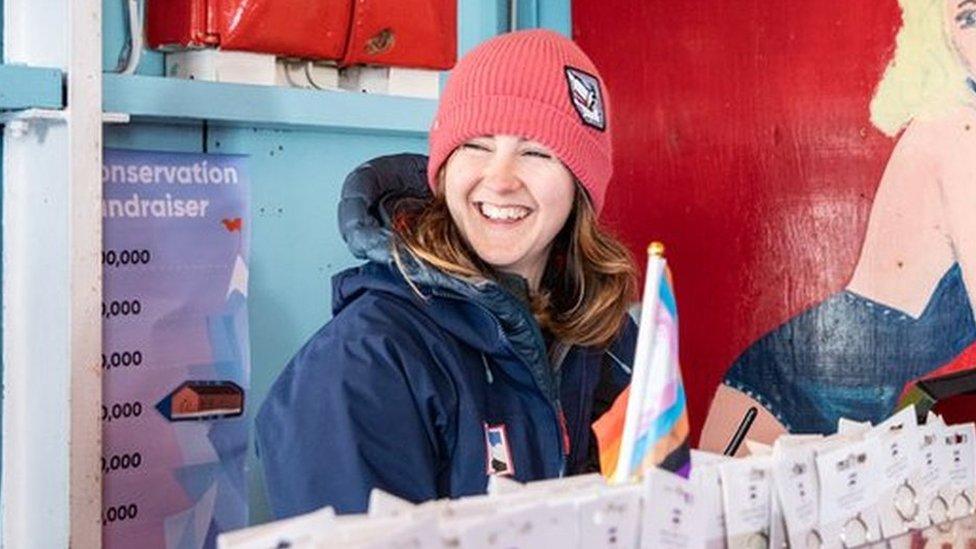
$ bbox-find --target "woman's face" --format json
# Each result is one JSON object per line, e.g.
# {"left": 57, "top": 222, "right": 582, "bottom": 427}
{"left": 443, "top": 134, "right": 575, "bottom": 288}
{"left": 949, "top": 0, "right": 976, "bottom": 76}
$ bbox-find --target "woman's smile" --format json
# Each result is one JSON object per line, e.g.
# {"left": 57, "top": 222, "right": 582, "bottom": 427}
{"left": 474, "top": 201, "right": 533, "bottom": 223}
{"left": 443, "top": 135, "right": 575, "bottom": 288}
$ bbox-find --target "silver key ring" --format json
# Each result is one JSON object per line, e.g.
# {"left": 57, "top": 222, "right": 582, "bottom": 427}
{"left": 841, "top": 513, "right": 870, "bottom": 548}
{"left": 894, "top": 480, "right": 919, "bottom": 522}
{"left": 952, "top": 491, "right": 973, "bottom": 516}
{"left": 930, "top": 493, "right": 950, "bottom": 525}
{"left": 746, "top": 530, "right": 769, "bottom": 549}
{"left": 930, "top": 494, "right": 956, "bottom": 533}
{"left": 805, "top": 528, "right": 823, "bottom": 549}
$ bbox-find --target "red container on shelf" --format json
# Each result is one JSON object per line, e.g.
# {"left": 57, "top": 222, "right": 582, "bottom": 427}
{"left": 147, "top": 0, "right": 353, "bottom": 60}
{"left": 146, "top": 0, "right": 457, "bottom": 69}
{"left": 339, "top": 0, "right": 456, "bottom": 70}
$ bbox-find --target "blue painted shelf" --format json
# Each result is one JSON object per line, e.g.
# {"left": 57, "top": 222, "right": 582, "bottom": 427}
{"left": 102, "top": 74, "right": 436, "bottom": 135}
{"left": 0, "top": 65, "right": 63, "bottom": 110}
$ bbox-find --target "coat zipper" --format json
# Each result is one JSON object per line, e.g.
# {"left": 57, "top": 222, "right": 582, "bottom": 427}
{"left": 494, "top": 322, "right": 569, "bottom": 476}
{"left": 431, "top": 291, "right": 569, "bottom": 477}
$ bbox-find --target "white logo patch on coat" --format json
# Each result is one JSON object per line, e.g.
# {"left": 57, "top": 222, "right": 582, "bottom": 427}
{"left": 565, "top": 66, "right": 606, "bottom": 131}
{"left": 485, "top": 423, "right": 514, "bottom": 476}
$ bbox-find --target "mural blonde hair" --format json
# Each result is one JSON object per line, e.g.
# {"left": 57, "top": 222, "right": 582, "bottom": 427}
{"left": 391, "top": 187, "right": 637, "bottom": 350}
{"left": 871, "top": 0, "right": 972, "bottom": 136}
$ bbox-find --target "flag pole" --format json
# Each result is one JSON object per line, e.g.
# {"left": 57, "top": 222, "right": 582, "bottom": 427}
{"left": 612, "top": 242, "right": 667, "bottom": 484}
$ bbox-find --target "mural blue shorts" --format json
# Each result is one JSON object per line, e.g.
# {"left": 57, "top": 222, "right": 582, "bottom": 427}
{"left": 723, "top": 263, "right": 976, "bottom": 434}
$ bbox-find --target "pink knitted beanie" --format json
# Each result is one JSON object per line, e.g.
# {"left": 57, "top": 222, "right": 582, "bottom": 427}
{"left": 427, "top": 29, "right": 613, "bottom": 214}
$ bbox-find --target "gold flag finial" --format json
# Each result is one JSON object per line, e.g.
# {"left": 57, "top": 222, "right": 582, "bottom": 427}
{"left": 648, "top": 241, "right": 665, "bottom": 257}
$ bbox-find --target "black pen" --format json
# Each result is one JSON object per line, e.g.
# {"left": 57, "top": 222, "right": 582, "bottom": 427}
{"left": 723, "top": 406, "right": 758, "bottom": 456}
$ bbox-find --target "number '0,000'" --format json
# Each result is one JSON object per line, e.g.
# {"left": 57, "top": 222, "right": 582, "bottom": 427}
{"left": 103, "top": 503, "right": 138, "bottom": 525}
{"left": 102, "top": 350, "right": 143, "bottom": 369}
{"left": 102, "top": 300, "right": 141, "bottom": 319}
{"left": 102, "top": 249, "right": 151, "bottom": 267}
{"left": 101, "top": 452, "right": 142, "bottom": 474}
{"left": 102, "top": 401, "right": 142, "bottom": 422}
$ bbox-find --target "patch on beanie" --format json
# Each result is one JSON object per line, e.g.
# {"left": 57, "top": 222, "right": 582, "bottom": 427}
{"left": 564, "top": 66, "right": 606, "bottom": 131}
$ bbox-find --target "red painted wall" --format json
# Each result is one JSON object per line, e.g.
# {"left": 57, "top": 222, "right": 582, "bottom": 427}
{"left": 573, "top": 1, "right": 904, "bottom": 443}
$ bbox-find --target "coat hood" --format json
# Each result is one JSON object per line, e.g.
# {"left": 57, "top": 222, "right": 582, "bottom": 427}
{"left": 334, "top": 154, "right": 558, "bottom": 402}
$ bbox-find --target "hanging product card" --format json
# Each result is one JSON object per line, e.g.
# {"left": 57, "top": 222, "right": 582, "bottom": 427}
{"left": 513, "top": 498, "right": 582, "bottom": 546}
{"left": 329, "top": 515, "right": 440, "bottom": 549}
{"left": 690, "top": 450, "right": 730, "bottom": 548}
{"left": 915, "top": 419, "right": 953, "bottom": 529}
{"left": 451, "top": 503, "right": 569, "bottom": 549}
{"left": 720, "top": 456, "right": 773, "bottom": 549}
{"left": 768, "top": 490, "right": 788, "bottom": 549}
{"left": 771, "top": 442, "right": 821, "bottom": 548}
{"left": 102, "top": 149, "right": 250, "bottom": 549}
{"left": 836, "top": 418, "right": 872, "bottom": 436}
{"left": 868, "top": 406, "right": 922, "bottom": 539}
{"left": 814, "top": 436, "right": 883, "bottom": 549}
{"left": 640, "top": 468, "right": 701, "bottom": 548}
{"left": 940, "top": 422, "right": 976, "bottom": 519}
{"left": 577, "top": 484, "right": 642, "bottom": 549}
{"left": 216, "top": 508, "right": 333, "bottom": 549}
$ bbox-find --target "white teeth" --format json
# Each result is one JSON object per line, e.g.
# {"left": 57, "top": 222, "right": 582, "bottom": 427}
{"left": 478, "top": 202, "right": 530, "bottom": 221}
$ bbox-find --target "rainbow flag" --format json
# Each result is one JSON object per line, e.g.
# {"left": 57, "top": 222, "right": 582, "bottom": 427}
{"left": 593, "top": 244, "right": 691, "bottom": 481}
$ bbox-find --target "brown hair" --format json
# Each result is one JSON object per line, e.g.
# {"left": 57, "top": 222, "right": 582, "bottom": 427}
{"left": 391, "top": 186, "right": 637, "bottom": 349}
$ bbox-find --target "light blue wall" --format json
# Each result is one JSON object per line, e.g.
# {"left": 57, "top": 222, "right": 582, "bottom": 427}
{"left": 3, "top": 0, "right": 571, "bottom": 528}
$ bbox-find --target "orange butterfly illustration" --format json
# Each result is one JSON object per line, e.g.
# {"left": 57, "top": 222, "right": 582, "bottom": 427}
{"left": 221, "top": 218, "right": 243, "bottom": 232}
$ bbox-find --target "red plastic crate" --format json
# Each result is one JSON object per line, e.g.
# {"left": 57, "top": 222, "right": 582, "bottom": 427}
{"left": 340, "top": 0, "right": 456, "bottom": 70}
{"left": 147, "top": 0, "right": 353, "bottom": 60}
{"left": 147, "top": 0, "right": 457, "bottom": 69}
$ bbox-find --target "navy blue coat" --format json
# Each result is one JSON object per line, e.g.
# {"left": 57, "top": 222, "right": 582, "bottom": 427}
{"left": 255, "top": 154, "right": 636, "bottom": 517}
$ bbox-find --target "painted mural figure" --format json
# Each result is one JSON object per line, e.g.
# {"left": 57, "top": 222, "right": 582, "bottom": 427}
{"left": 702, "top": 0, "right": 976, "bottom": 446}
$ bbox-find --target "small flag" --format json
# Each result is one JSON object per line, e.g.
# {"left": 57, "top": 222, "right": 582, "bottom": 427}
{"left": 593, "top": 242, "right": 691, "bottom": 482}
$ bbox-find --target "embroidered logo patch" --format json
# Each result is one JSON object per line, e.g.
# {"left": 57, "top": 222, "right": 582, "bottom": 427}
{"left": 565, "top": 66, "right": 606, "bottom": 131}
{"left": 485, "top": 423, "right": 514, "bottom": 476}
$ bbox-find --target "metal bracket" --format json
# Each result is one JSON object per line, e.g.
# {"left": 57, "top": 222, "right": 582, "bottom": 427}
{"left": 1, "top": 108, "right": 130, "bottom": 137}
{"left": 0, "top": 108, "right": 64, "bottom": 138}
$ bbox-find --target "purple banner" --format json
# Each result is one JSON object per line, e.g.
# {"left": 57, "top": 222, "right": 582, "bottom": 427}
{"left": 102, "top": 149, "right": 250, "bottom": 549}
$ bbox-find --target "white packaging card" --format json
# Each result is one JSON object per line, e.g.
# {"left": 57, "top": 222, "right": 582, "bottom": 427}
{"left": 837, "top": 418, "right": 872, "bottom": 435}
{"left": 217, "top": 507, "right": 334, "bottom": 549}
{"left": 449, "top": 508, "right": 520, "bottom": 549}
{"left": 692, "top": 449, "right": 732, "bottom": 468}
{"left": 771, "top": 442, "right": 820, "bottom": 548}
{"left": 332, "top": 515, "right": 439, "bottom": 548}
{"left": 775, "top": 434, "right": 825, "bottom": 447}
{"left": 940, "top": 422, "right": 976, "bottom": 520}
{"left": 691, "top": 462, "right": 728, "bottom": 548}
{"left": 524, "top": 495, "right": 583, "bottom": 545}
{"left": 532, "top": 498, "right": 580, "bottom": 547}
{"left": 868, "top": 406, "right": 922, "bottom": 539}
{"left": 720, "top": 456, "right": 773, "bottom": 549}
{"left": 578, "top": 483, "right": 642, "bottom": 549}
{"left": 815, "top": 436, "right": 883, "bottom": 549}
{"left": 769, "top": 490, "right": 788, "bottom": 549}
{"left": 368, "top": 489, "right": 418, "bottom": 518}
{"left": 447, "top": 498, "right": 578, "bottom": 549}
{"left": 914, "top": 419, "right": 953, "bottom": 529}
{"left": 745, "top": 440, "right": 773, "bottom": 456}
{"left": 487, "top": 472, "right": 604, "bottom": 496}
{"left": 640, "top": 468, "right": 701, "bottom": 548}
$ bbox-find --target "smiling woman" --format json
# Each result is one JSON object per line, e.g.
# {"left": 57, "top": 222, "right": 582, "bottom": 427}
{"left": 442, "top": 135, "right": 575, "bottom": 290}
{"left": 256, "top": 29, "right": 641, "bottom": 518}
